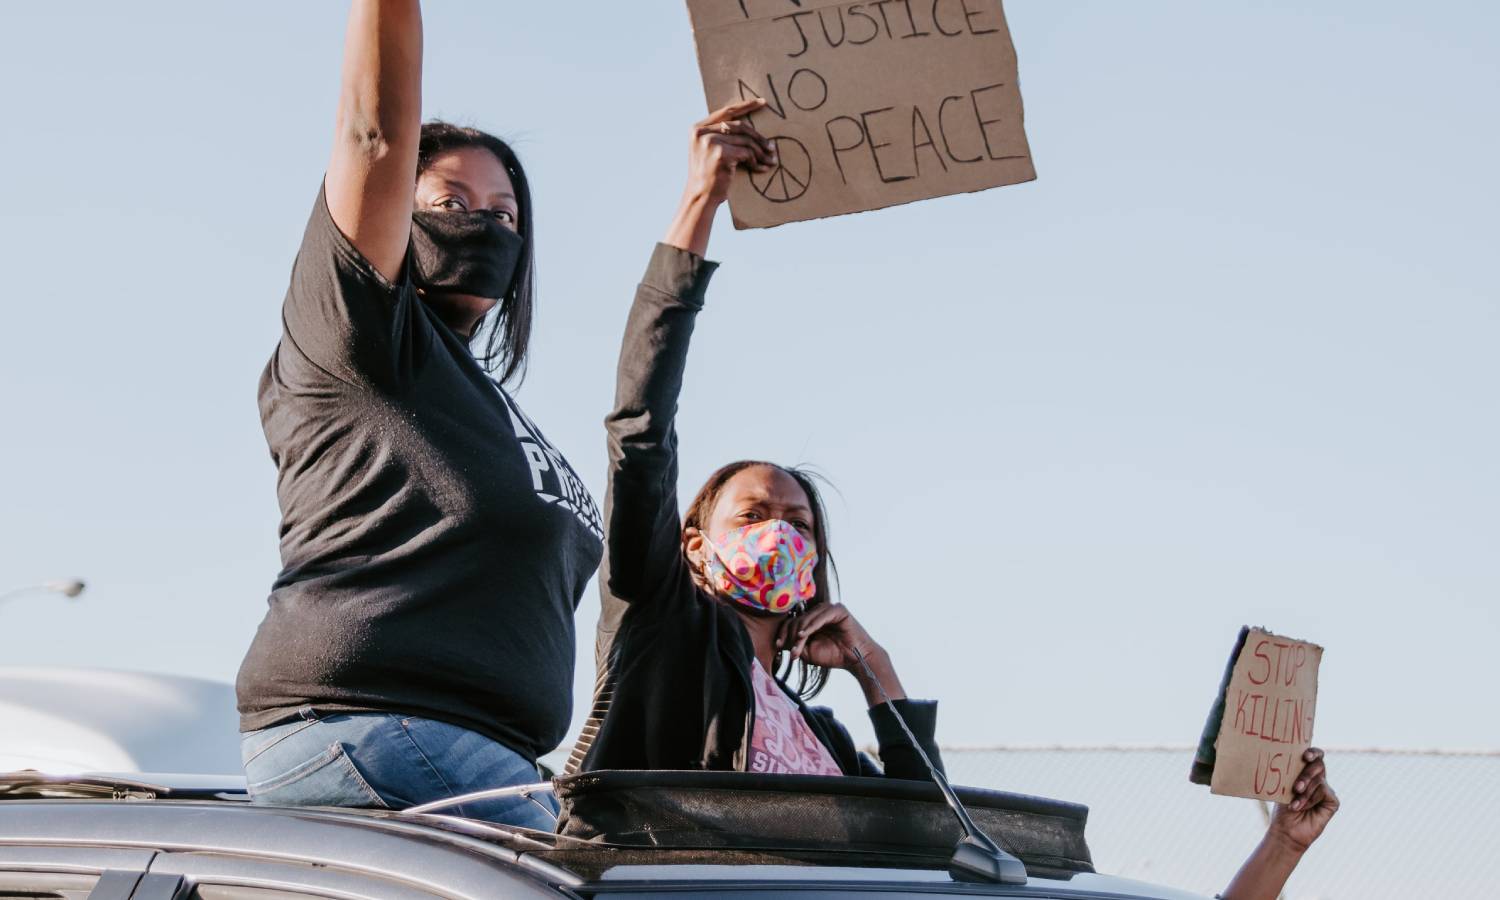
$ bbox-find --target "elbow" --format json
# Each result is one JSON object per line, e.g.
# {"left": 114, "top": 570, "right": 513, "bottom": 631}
{"left": 336, "top": 103, "right": 417, "bottom": 165}
{"left": 606, "top": 407, "right": 674, "bottom": 447}
{"left": 346, "top": 123, "right": 390, "bottom": 165}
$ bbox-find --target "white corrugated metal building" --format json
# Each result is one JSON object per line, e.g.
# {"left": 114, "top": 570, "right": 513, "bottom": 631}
{"left": 3, "top": 669, "right": 1490, "bottom": 899}
{"left": 944, "top": 746, "right": 1497, "bottom": 899}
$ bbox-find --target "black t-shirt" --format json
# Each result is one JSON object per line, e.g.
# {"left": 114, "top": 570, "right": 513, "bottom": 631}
{"left": 236, "top": 186, "right": 603, "bottom": 760}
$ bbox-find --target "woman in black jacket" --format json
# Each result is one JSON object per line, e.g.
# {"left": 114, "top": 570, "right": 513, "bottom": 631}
{"left": 570, "top": 98, "right": 939, "bottom": 779}
{"left": 568, "top": 98, "right": 1341, "bottom": 900}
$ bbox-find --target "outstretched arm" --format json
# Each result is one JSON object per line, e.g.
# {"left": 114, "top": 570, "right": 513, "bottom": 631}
{"left": 325, "top": 0, "right": 423, "bottom": 283}
{"left": 601, "top": 101, "right": 775, "bottom": 608}
{"left": 1220, "top": 748, "right": 1339, "bottom": 900}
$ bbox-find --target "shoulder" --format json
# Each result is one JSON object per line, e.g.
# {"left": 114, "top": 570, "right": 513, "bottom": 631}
{"left": 802, "top": 704, "right": 855, "bottom": 747}
{"left": 804, "top": 704, "right": 839, "bottom": 724}
{"left": 296, "top": 182, "right": 409, "bottom": 295}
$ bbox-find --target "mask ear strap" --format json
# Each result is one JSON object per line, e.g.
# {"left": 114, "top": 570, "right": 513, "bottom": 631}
{"left": 699, "top": 534, "right": 725, "bottom": 584}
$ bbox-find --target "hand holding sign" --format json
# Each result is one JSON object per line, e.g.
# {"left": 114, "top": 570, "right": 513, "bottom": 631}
{"left": 1219, "top": 747, "right": 1339, "bottom": 900}
{"left": 1270, "top": 747, "right": 1339, "bottom": 851}
{"left": 667, "top": 99, "right": 780, "bottom": 255}
{"left": 688, "top": 99, "right": 779, "bottom": 205}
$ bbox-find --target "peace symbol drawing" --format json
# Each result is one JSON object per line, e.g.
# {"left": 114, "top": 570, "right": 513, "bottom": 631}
{"left": 748, "top": 136, "right": 811, "bottom": 204}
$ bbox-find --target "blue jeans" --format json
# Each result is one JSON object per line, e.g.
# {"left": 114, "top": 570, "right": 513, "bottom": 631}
{"left": 240, "top": 708, "right": 558, "bottom": 831}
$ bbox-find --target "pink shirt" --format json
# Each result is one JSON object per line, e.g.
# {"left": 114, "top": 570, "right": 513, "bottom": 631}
{"left": 747, "top": 660, "right": 843, "bottom": 776}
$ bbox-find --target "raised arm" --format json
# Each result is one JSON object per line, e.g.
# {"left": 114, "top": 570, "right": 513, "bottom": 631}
{"left": 1220, "top": 749, "right": 1338, "bottom": 900}
{"left": 599, "top": 101, "right": 775, "bottom": 612}
{"left": 325, "top": 0, "right": 423, "bottom": 283}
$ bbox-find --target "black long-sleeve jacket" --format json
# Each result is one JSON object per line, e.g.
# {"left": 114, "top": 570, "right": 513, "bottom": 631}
{"left": 567, "top": 244, "right": 943, "bottom": 779}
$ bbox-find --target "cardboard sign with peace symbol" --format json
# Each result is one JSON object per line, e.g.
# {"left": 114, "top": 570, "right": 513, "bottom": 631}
{"left": 686, "top": 0, "right": 1037, "bottom": 229}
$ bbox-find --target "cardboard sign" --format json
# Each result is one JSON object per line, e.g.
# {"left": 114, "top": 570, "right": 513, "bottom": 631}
{"left": 1190, "top": 627, "right": 1323, "bottom": 804}
{"left": 685, "top": 0, "right": 1036, "bottom": 228}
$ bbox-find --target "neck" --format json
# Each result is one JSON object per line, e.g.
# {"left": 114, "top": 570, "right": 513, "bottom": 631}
{"left": 733, "top": 607, "right": 784, "bottom": 674}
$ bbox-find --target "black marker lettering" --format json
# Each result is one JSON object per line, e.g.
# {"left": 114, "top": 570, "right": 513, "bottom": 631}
{"left": 899, "top": 0, "right": 931, "bottom": 38}
{"left": 911, "top": 106, "right": 948, "bottom": 174}
{"left": 932, "top": 0, "right": 965, "bottom": 36}
{"left": 870, "top": 0, "right": 899, "bottom": 38}
{"left": 787, "top": 68, "right": 829, "bottom": 111}
{"left": 860, "top": 107, "right": 913, "bottom": 183}
{"left": 739, "top": 0, "right": 805, "bottom": 19}
{"left": 847, "top": 4, "right": 881, "bottom": 44}
{"left": 938, "top": 95, "right": 982, "bottom": 163}
{"left": 817, "top": 7, "right": 846, "bottom": 47}
{"left": 773, "top": 10, "right": 816, "bottom": 58}
{"left": 825, "top": 115, "right": 867, "bottom": 184}
{"left": 737, "top": 75, "right": 787, "bottom": 120}
{"left": 970, "top": 82, "right": 1022, "bottom": 159}
{"left": 961, "top": 0, "right": 1000, "bottom": 34}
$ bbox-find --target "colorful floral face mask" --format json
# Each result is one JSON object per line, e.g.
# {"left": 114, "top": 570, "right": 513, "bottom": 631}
{"left": 703, "top": 519, "right": 818, "bottom": 614}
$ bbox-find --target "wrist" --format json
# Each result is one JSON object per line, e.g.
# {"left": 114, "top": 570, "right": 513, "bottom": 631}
{"left": 664, "top": 188, "right": 722, "bottom": 257}
{"left": 852, "top": 645, "right": 907, "bottom": 704}
{"left": 848, "top": 642, "right": 888, "bottom": 673}
{"left": 677, "top": 183, "right": 721, "bottom": 213}
{"left": 862, "top": 643, "right": 891, "bottom": 668}
{"left": 1219, "top": 830, "right": 1303, "bottom": 900}
{"left": 1263, "top": 827, "right": 1310, "bottom": 862}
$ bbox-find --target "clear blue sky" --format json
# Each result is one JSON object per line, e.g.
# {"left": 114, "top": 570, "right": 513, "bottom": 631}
{"left": 2, "top": 1, "right": 1495, "bottom": 752}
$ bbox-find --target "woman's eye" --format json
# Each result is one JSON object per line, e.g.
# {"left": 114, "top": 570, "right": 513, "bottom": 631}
{"left": 492, "top": 210, "right": 515, "bottom": 224}
{"left": 436, "top": 197, "right": 466, "bottom": 211}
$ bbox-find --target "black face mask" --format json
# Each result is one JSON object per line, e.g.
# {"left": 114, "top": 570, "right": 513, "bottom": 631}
{"left": 410, "top": 210, "right": 524, "bottom": 300}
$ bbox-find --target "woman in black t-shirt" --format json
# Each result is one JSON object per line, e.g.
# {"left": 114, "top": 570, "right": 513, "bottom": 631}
{"left": 235, "top": 0, "right": 601, "bottom": 829}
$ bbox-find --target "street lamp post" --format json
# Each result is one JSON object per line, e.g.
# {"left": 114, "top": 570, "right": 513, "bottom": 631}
{"left": 0, "top": 579, "right": 87, "bottom": 605}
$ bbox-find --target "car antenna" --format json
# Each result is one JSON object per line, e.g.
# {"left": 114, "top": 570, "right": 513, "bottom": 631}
{"left": 848, "top": 645, "right": 1028, "bottom": 885}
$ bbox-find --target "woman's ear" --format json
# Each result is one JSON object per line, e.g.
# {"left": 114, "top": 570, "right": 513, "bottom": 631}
{"left": 683, "top": 527, "right": 714, "bottom": 594}
{"left": 682, "top": 526, "right": 705, "bottom": 567}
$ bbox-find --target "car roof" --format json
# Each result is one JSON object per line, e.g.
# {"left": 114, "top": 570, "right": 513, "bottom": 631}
{"left": 0, "top": 799, "right": 573, "bottom": 896}
{"left": 592, "top": 864, "right": 1208, "bottom": 898}
{"left": 0, "top": 795, "right": 1209, "bottom": 899}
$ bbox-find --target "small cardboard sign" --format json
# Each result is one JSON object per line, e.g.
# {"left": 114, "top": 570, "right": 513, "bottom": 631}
{"left": 1190, "top": 627, "right": 1323, "bottom": 804}
{"left": 685, "top": 0, "right": 1036, "bottom": 228}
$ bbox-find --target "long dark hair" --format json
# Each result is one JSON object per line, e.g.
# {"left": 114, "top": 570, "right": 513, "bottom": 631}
{"left": 683, "top": 461, "right": 840, "bottom": 701}
{"left": 416, "top": 121, "right": 535, "bottom": 386}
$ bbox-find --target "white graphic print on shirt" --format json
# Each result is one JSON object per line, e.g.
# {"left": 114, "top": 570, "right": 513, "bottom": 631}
{"left": 747, "top": 660, "right": 842, "bottom": 776}
{"left": 497, "top": 386, "right": 603, "bottom": 540}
